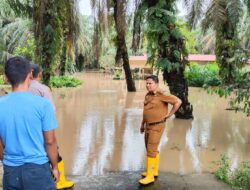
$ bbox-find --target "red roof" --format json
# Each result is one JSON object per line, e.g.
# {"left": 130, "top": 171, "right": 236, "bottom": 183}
{"left": 187, "top": 54, "right": 216, "bottom": 62}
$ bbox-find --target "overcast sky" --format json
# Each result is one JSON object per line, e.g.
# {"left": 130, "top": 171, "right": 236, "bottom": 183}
{"left": 79, "top": 0, "right": 92, "bottom": 15}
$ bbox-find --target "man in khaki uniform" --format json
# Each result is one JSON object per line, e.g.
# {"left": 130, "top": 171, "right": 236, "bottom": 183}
{"left": 139, "top": 75, "right": 182, "bottom": 185}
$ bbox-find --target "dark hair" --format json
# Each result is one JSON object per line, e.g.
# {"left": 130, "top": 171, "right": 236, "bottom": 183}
{"left": 5, "top": 56, "right": 31, "bottom": 86}
{"left": 146, "top": 75, "right": 159, "bottom": 83}
{"left": 31, "top": 64, "right": 41, "bottom": 78}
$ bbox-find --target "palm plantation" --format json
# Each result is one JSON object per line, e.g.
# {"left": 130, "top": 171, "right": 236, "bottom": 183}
{"left": 0, "top": 0, "right": 250, "bottom": 189}
{"left": 186, "top": 0, "right": 250, "bottom": 114}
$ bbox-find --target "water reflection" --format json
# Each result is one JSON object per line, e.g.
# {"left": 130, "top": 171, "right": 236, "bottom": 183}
{"left": 53, "top": 72, "right": 250, "bottom": 176}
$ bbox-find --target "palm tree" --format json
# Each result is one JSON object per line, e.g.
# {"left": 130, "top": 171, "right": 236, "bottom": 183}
{"left": 33, "top": 0, "right": 63, "bottom": 84}
{"left": 58, "top": 0, "right": 78, "bottom": 75}
{"left": 185, "top": 0, "right": 246, "bottom": 84}
{"left": 134, "top": 0, "right": 194, "bottom": 119}
{"left": 238, "top": 5, "right": 250, "bottom": 50}
{"left": 75, "top": 15, "right": 95, "bottom": 71}
{"left": 33, "top": 0, "right": 79, "bottom": 84}
{"left": 0, "top": 0, "right": 33, "bottom": 64}
{"left": 113, "top": 0, "right": 136, "bottom": 91}
{"left": 131, "top": 0, "right": 143, "bottom": 55}
{"left": 185, "top": 0, "right": 250, "bottom": 115}
{"left": 90, "top": 0, "right": 136, "bottom": 91}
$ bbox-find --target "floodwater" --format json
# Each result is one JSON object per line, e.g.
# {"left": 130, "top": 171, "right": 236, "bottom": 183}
{"left": 53, "top": 72, "right": 250, "bottom": 176}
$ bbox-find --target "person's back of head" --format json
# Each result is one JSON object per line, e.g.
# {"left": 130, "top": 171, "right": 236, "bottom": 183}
{"left": 30, "top": 64, "right": 41, "bottom": 79}
{"left": 5, "top": 56, "right": 31, "bottom": 87}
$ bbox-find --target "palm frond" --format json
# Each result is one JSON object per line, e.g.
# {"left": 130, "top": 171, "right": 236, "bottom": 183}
{"left": 202, "top": 0, "right": 227, "bottom": 33}
{"left": 227, "top": 0, "right": 243, "bottom": 29}
{"left": 0, "top": 18, "right": 33, "bottom": 52}
{"left": 238, "top": 6, "right": 250, "bottom": 49}
{"left": 5, "top": 0, "right": 33, "bottom": 18}
{"left": 0, "top": 0, "right": 16, "bottom": 19}
{"left": 187, "top": 0, "right": 205, "bottom": 29}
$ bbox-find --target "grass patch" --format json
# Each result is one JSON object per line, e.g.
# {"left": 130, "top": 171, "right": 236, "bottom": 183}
{"left": 215, "top": 154, "right": 250, "bottom": 189}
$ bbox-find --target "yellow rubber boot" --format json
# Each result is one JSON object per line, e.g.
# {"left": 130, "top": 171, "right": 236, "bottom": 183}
{"left": 56, "top": 160, "right": 74, "bottom": 189}
{"left": 139, "top": 157, "right": 156, "bottom": 185}
{"left": 141, "top": 153, "right": 160, "bottom": 177}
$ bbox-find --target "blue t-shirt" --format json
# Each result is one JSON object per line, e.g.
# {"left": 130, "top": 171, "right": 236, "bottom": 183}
{"left": 0, "top": 92, "right": 58, "bottom": 166}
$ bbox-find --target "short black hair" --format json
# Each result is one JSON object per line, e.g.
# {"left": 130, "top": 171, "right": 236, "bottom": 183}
{"left": 146, "top": 75, "right": 159, "bottom": 83}
{"left": 31, "top": 64, "right": 41, "bottom": 78}
{"left": 5, "top": 56, "right": 31, "bottom": 87}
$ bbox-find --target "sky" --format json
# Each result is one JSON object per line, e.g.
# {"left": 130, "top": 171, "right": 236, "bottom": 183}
{"left": 79, "top": 0, "right": 92, "bottom": 16}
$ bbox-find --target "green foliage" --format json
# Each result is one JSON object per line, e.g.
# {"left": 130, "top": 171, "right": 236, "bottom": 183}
{"left": 178, "top": 20, "right": 198, "bottom": 54}
{"left": 233, "top": 161, "right": 250, "bottom": 189}
{"left": 185, "top": 63, "right": 220, "bottom": 87}
{"left": 100, "top": 52, "right": 116, "bottom": 71}
{"left": 0, "top": 64, "right": 4, "bottom": 75}
{"left": 13, "top": 39, "right": 35, "bottom": 61}
{"left": 0, "top": 75, "right": 5, "bottom": 84}
{"left": 49, "top": 76, "right": 82, "bottom": 88}
{"left": 112, "top": 69, "right": 122, "bottom": 80}
{"left": 207, "top": 69, "right": 250, "bottom": 115}
{"left": 215, "top": 154, "right": 250, "bottom": 189}
{"left": 215, "top": 154, "right": 231, "bottom": 185}
{"left": 144, "top": 0, "right": 188, "bottom": 73}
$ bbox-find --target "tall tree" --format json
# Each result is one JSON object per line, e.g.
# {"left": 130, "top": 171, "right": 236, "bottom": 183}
{"left": 33, "top": 0, "right": 63, "bottom": 85}
{"left": 185, "top": 0, "right": 245, "bottom": 84}
{"left": 0, "top": 0, "right": 33, "bottom": 64}
{"left": 33, "top": 0, "right": 79, "bottom": 83}
{"left": 58, "top": 0, "right": 78, "bottom": 75}
{"left": 135, "top": 0, "right": 193, "bottom": 119}
{"left": 186, "top": 0, "right": 250, "bottom": 115}
{"left": 113, "top": 0, "right": 136, "bottom": 92}
{"left": 131, "top": 0, "right": 142, "bottom": 55}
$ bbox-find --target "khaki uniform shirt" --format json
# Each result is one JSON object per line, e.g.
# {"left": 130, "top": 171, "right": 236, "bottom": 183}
{"left": 29, "top": 80, "right": 56, "bottom": 111}
{"left": 143, "top": 90, "right": 179, "bottom": 123}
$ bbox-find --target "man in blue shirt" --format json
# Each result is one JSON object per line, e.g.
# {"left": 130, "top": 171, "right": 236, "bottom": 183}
{"left": 0, "top": 57, "right": 59, "bottom": 190}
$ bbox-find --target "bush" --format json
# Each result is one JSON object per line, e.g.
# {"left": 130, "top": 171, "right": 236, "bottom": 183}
{"left": 215, "top": 154, "right": 250, "bottom": 189}
{"left": 185, "top": 63, "right": 221, "bottom": 87}
{"left": 215, "top": 154, "right": 231, "bottom": 185}
{"left": 112, "top": 69, "right": 122, "bottom": 80}
{"left": 49, "top": 76, "right": 82, "bottom": 88}
{"left": 233, "top": 161, "right": 250, "bottom": 189}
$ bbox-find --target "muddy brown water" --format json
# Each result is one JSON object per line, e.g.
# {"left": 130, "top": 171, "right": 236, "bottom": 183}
{"left": 53, "top": 72, "right": 250, "bottom": 176}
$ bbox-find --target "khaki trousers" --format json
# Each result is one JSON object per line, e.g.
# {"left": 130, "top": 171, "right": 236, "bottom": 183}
{"left": 144, "top": 123, "right": 165, "bottom": 158}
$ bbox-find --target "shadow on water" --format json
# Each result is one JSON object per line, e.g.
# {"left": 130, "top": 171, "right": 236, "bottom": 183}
{"left": 53, "top": 72, "right": 250, "bottom": 176}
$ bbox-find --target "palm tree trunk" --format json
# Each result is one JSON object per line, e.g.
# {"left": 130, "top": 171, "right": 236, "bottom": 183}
{"left": 131, "top": 1, "right": 142, "bottom": 55}
{"left": 59, "top": 43, "right": 67, "bottom": 76}
{"left": 33, "top": 0, "right": 62, "bottom": 85}
{"left": 113, "top": 0, "right": 136, "bottom": 92}
{"left": 163, "top": 69, "right": 193, "bottom": 119}
{"left": 145, "top": 0, "right": 193, "bottom": 119}
{"left": 33, "top": 0, "right": 53, "bottom": 84}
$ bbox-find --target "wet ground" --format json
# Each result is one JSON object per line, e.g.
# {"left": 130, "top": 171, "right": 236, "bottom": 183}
{"left": 68, "top": 171, "right": 232, "bottom": 190}
{"left": 1, "top": 72, "right": 249, "bottom": 189}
